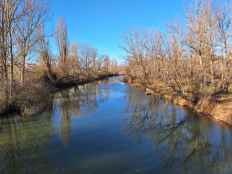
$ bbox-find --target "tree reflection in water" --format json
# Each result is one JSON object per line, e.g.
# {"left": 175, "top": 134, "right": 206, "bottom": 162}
{"left": 0, "top": 80, "right": 113, "bottom": 174}
{"left": 125, "top": 85, "right": 232, "bottom": 174}
{"left": 0, "top": 112, "right": 53, "bottom": 174}
{"left": 54, "top": 82, "right": 110, "bottom": 145}
{"left": 1, "top": 79, "right": 232, "bottom": 174}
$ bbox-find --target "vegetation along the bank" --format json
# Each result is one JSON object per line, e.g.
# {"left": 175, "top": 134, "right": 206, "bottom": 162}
{"left": 0, "top": 0, "right": 119, "bottom": 116}
{"left": 2, "top": 0, "right": 232, "bottom": 126}
{"left": 123, "top": 0, "right": 232, "bottom": 125}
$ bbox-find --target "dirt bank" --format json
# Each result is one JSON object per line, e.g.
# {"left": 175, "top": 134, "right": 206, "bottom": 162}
{"left": 124, "top": 77, "right": 232, "bottom": 126}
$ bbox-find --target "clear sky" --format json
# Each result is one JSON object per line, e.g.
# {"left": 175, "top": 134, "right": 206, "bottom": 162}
{"left": 48, "top": 0, "right": 187, "bottom": 61}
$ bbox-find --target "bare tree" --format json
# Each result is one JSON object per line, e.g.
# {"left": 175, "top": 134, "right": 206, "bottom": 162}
{"left": 55, "top": 18, "right": 68, "bottom": 74}
{"left": 37, "top": 25, "right": 53, "bottom": 80}
{"left": 79, "top": 45, "right": 97, "bottom": 75}
{"left": 69, "top": 43, "right": 80, "bottom": 76}
{"left": 16, "top": 0, "right": 46, "bottom": 84}
{"left": 0, "top": 0, "right": 47, "bottom": 105}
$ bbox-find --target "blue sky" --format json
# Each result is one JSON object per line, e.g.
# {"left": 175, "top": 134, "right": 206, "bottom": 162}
{"left": 48, "top": 0, "right": 187, "bottom": 61}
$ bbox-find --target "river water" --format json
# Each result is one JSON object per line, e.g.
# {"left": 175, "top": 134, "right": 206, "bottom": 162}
{"left": 0, "top": 77, "right": 232, "bottom": 174}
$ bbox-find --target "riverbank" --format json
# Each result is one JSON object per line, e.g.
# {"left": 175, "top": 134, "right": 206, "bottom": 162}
{"left": 0, "top": 73, "right": 118, "bottom": 117}
{"left": 123, "top": 76, "right": 232, "bottom": 126}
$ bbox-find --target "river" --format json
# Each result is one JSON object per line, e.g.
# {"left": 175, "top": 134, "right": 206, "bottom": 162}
{"left": 0, "top": 77, "right": 232, "bottom": 174}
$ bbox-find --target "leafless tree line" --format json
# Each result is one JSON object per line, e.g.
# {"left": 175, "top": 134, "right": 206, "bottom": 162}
{"left": 49, "top": 18, "right": 118, "bottom": 79}
{"left": 0, "top": 0, "right": 118, "bottom": 106}
{"left": 124, "top": 0, "right": 232, "bottom": 99}
{"left": 0, "top": 0, "right": 46, "bottom": 103}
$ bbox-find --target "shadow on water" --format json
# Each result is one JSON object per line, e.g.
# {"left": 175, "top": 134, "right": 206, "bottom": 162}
{"left": 0, "top": 77, "right": 232, "bottom": 173}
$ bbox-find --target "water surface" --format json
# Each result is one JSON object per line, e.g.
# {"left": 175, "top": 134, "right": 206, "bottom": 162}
{"left": 1, "top": 77, "right": 232, "bottom": 174}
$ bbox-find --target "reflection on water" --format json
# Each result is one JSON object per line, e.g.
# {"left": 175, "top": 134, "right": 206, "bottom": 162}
{"left": 1, "top": 77, "right": 232, "bottom": 173}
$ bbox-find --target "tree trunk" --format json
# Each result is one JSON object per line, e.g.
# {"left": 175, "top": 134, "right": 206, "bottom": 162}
{"left": 9, "top": 30, "right": 14, "bottom": 98}
{"left": 21, "top": 54, "right": 26, "bottom": 85}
